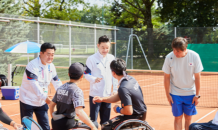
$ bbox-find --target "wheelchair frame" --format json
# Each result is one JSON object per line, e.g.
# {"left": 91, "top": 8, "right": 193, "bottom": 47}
{"left": 72, "top": 119, "right": 154, "bottom": 130}
{"left": 114, "top": 119, "right": 154, "bottom": 130}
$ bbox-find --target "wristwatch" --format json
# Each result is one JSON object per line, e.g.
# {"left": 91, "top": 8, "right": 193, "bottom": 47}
{"left": 195, "top": 95, "right": 200, "bottom": 98}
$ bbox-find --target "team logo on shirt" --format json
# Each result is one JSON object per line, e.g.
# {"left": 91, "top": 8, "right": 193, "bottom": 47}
{"left": 57, "top": 89, "right": 68, "bottom": 96}
{"left": 134, "top": 83, "right": 139, "bottom": 90}
{"left": 189, "top": 63, "right": 194, "bottom": 66}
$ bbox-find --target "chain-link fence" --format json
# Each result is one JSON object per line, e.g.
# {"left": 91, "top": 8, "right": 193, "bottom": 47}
{"left": 2, "top": 13, "right": 218, "bottom": 107}
{"left": 1, "top": 13, "right": 218, "bottom": 79}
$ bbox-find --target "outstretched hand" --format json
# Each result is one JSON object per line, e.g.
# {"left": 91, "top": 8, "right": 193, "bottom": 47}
{"left": 93, "top": 96, "right": 103, "bottom": 104}
{"left": 94, "top": 78, "right": 102, "bottom": 83}
{"left": 13, "top": 123, "right": 23, "bottom": 130}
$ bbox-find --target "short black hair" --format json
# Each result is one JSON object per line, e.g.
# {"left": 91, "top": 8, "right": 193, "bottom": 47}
{"left": 110, "top": 58, "right": 126, "bottom": 76}
{"left": 98, "top": 35, "right": 110, "bottom": 44}
{"left": 40, "top": 43, "right": 56, "bottom": 53}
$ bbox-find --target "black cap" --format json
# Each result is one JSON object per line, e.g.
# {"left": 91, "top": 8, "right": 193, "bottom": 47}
{"left": 69, "top": 62, "right": 87, "bottom": 79}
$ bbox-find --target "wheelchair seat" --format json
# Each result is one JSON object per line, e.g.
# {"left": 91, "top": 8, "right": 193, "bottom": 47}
{"left": 71, "top": 120, "right": 98, "bottom": 130}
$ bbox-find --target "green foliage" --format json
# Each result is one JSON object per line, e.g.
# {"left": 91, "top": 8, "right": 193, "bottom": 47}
{"left": 0, "top": 0, "right": 30, "bottom": 75}
{"left": 157, "top": 0, "right": 218, "bottom": 43}
{"left": 43, "top": 0, "right": 87, "bottom": 21}
{"left": 110, "top": 0, "right": 163, "bottom": 29}
{"left": 0, "top": 0, "right": 21, "bottom": 14}
{"left": 157, "top": 0, "right": 218, "bottom": 27}
{"left": 22, "top": 0, "right": 86, "bottom": 21}
{"left": 79, "top": 4, "right": 113, "bottom": 25}
{"left": 22, "top": 0, "right": 42, "bottom": 17}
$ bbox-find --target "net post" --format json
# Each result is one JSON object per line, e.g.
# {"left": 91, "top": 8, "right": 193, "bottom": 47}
{"left": 174, "top": 27, "right": 177, "bottom": 38}
{"left": 8, "top": 64, "right": 12, "bottom": 86}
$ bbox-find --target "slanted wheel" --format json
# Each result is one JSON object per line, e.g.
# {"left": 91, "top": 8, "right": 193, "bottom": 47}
{"left": 114, "top": 119, "right": 154, "bottom": 130}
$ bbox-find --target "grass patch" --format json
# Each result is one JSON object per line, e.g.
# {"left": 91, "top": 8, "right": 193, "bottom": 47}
{"left": 55, "top": 48, "right": 95, "bottom": 55}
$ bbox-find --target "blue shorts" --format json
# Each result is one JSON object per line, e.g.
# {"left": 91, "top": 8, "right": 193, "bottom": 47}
{"left": 170, "top": 94, "right": 197, "bottom": 117}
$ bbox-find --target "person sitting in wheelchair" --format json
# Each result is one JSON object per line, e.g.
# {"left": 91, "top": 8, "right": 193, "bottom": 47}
{"left": 49, "top": 62, "right": 98, "bottom": 130}
{"left": 93, "top": 58, "right": 147, "bottom": 130}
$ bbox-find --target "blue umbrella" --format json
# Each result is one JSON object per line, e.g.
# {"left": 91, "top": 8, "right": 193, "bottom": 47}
{"left": 5, "top": 41, "right": 41, "bottom": 53}
{"left": 5, "top": 41, "right": 41, "bottom": 62}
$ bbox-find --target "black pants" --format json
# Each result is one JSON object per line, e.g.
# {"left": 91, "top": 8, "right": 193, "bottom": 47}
{"left": 20, "top": 101, "right": 49, "bottom": 130}
{"left": 89, "top": 96, "right": 111, "bottom": 124}
{"left": 52, "top": 118, "right": 75, "bottom": 130}
{"left": 102, "top": 115, "right": 142, "bottom": 130}
{"left": 52, "top": 118, "right": 98, "bottom": 130}
{"left": 189, "top": 121, "right": 218, "bottom": 130}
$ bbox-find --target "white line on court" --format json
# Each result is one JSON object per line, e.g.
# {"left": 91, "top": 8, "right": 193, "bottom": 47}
{"left": 138, "top": 78, "right": 156, "bottom": 82}
{"left": 9, "top": 113, "right": 20, "bottom": 117}
{"left": 1, "top": 103, "right": 19, "bottom": 107}
{"left": 142, "top": 82, "right": 163, "bottom": 87}
{"left": 195, "top": 108, "right": 217, "bottom": 123}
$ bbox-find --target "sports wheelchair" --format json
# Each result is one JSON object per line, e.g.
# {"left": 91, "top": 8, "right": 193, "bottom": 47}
{"left": 71, "top": 114, "right": 154, "bottom": 130}
{"left": 21, "top": 116, "right": 154, "bottom": 130}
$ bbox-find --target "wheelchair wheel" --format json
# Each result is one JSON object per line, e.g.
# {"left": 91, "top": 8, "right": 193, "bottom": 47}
{"left": 114, "top": 119, "right": 154, "bottom": 130}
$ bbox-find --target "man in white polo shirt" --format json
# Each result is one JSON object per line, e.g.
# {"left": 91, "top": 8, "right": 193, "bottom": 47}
{"left": 162, "top": 37, "right": 203, "bottom": 130}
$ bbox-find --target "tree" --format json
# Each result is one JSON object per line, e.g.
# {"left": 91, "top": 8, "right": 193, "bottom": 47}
{"left": 157, "top": 0, "right": 218, "bottom": 43}
{"left": 22, "top": 0, "right": 44, "bottom": 17}
{"left": 0, "top": 0, "right": 21, "bottom": 14}
{"left": 43, "top": 0, "right": 86, "bottom": 21}
{"left": 112, "top": 0, "right": 157, "bottom": 57}
{"left": 0, "top": 0, "right": 30, "bottom": 75}
{"left": 77, "top": 3, "right": 116, "bottom": 25}
{"left": 22, "top": 0, "right": 86, "bottom": 20}
{"left": 22, "top": 0, "right": 87, "bottom": 48}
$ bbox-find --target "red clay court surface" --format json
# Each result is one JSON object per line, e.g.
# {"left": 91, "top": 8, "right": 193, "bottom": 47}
{"left": 1, "top": 71, "right": 218, "bottom": 130}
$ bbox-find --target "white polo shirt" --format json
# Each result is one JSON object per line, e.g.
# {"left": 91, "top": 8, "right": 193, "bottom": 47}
{"left": 20, "top": 57, "right": 62, "bottom": 106}
{"left": 162, "top": 49, "right": 203, "bottom": 96}
{"left": 84, "top": 51, "right": 118, "bottom": 97}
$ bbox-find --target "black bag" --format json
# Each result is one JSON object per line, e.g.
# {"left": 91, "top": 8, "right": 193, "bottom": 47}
{"left": 0, "top": 74, "right": 8, "bottom": 87}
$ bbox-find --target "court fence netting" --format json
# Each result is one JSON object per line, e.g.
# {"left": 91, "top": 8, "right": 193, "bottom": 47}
{"left": 12, "top": 64, "right": 218, "bottom": 108}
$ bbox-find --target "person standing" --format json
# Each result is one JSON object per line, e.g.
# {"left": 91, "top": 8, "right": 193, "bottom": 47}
{"left": 84, "top": 35, "right": 118, "bottom": 125}
{"left": 19, "top": 43, "right": 62, "bottom": 130}
{"left": 162, "top": 37, "right": 203, "bottom": 130}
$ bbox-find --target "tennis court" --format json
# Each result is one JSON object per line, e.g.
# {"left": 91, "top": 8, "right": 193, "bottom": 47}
{"left": 1, "top": 66, "right": 218, "bottom": 130}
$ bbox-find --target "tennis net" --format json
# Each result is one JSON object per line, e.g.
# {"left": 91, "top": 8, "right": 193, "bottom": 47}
{"left": 12, "top": 64, "right": 218, "bottom": 107}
